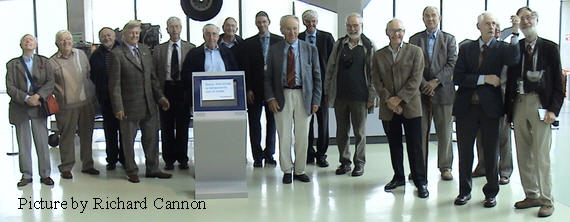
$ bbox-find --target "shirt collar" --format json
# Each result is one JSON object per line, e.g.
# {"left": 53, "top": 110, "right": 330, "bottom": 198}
{"left": 127, "top": 43, "right": 139, "bottom": 51}
{"left": 526, "top": 38, "right": 538, "bottom": 50}
{"left": 307, "top": 30, "right": 317, "bottom": 38}
{"left": 22, "top": 54, "right": 34, "bottom": 62}
{"left": 259, "top": 32, "right": 270, "bottom": 39}
{"left": 56, "top": 48, "right": 76, "bottom": 59}
{"left": 426, "top": 29, "right": 439, "bottom": 39}
{"left": 387, "top": 42, "right": 404, "bottom": 53}
{"left": 286, "top": 39, "right": 299, "bottom": 49}
{"left": 342, "top": 36, "right": 363, "bottom": 46}
{"left": 169, "top": 39, "right": 181, "bottom": 48}
{"left": 204, "top": 44, "right": 220, "bottom": 51}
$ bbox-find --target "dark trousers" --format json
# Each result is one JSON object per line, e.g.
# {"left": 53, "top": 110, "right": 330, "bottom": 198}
{"left": 382, "top": 115, "right": 426, "bottom": 187}
{"left": 100, "top": 99, "right": 124, "bottom": 165}
{"left": 247, "top": 99, "right": 276, "bottom": 162}
{"left": 160, "top": 81, "right": 190, "bottom": 165}
{"left": 456, "top": 104, "right": 500, "bottom": 197}
{"left": 307, "top": 101, "right": 329, "bottom": 161}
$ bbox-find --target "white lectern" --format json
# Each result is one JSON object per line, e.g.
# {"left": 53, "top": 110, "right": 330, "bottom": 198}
{"left": 192, "top": 71, "right": 248, "bottom": 199}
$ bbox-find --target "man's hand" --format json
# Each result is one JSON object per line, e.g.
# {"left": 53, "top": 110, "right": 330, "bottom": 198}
{"left": 312, "top": 105, "right": 319, "bottom": 114}
{"left": 247, "top": 90, "right": 255, "bottom": 104}
{"left": 25, "top": 94, "right": 41, "bottom": 106}
{"left": 421, "top": 79, "right": 438, "bottom": 96}
{"left": 511, "top": 15, "right": 521, "bottom": 31}
{"left": 115, "top": 111, "right": 125, "bottom": 120}
{"left": 158, "top": 97, "right": 170, "bottom": 111}
{"left": 484, "top": 75, "right": 500, "bottom": 87}
{"left": 544, "top": 111, "right": 556, "bottom": 124}
{"left": 268, "top": 100, "right": 280, "bottom": 113}
{"left": 392, "top": 105, "right": 403, "bottom": 115}
{"left": 386, "top": 96, "right": 402, "bottom": 110}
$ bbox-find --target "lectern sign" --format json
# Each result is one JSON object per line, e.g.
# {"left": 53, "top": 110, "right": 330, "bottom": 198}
{"left": 201, "top": 79, "right": 235, "bottom": 101}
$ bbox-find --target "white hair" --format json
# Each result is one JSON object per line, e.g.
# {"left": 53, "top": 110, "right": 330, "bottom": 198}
{"left": 55, "top": 30, "right": 72, "bottom": 43}
{"left": 167, "top": 16, "right": 181, "bottom": 26}
{"left": 345, "top": 12, "right": 362, "bottom": 24}
{"left": 302, "top": 10, "right": 318, "bottom": 21}
{"left": 477, "top": 12, "right": 495, "bottom": 25}
{"left": 280, "top": 15, "right": 299, "bottom": 28}
{"left": 202, "top": 23, "right": 220, "bottom": 33}
{"left": 386, "top": 18, "right": 404, "bottom": 31}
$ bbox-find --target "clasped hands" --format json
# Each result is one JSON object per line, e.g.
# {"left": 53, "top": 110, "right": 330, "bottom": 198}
{"left": 387, "top": 96, "right": 403, "bottom": 115}
{"left": 25, "top": 94, "right": 41, "bottom": 107}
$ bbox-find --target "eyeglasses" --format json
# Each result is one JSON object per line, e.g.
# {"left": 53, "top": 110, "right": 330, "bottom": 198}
{"left": 346, "top": 24, "right": 361, "bottom": 29}
{"left": 520, "top": 15, "right": 536, "bottom": 21}
{"left": 388, "top": 29, "right": 405, "bottom": 34}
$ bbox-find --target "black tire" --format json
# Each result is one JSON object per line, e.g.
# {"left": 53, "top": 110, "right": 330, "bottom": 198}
{"left": 181, "top": 0, "right": 223, "bottom": 21}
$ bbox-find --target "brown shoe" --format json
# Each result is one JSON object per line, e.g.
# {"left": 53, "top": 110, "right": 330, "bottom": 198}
{"left": 61, "top": 171, "right": 73, "bottom": 179}
{"left": 499, "top": 176, "right": 510, "bottom": 185}
{"left": 441, "top": 169, "right": 453, "bottom": 181}
{"left": 145, "top": 171, "right": 172, "bottom": 179}
{"left": 514, "top": 198, "right": 542, "bottom": 209}
{"left": 40, "top": 177, "right": 54, "bottom": 186}
{"left": 127, "top": 174, "right": 140, "bottom": 183}
{"left": 17, "top": 178, "right": 32, "bottom": 187}
{"left": 81, "top": 168, "right": 100, "bottom": 175}
{"left": 538, "top": 205, "right": 554, "bottom": 217}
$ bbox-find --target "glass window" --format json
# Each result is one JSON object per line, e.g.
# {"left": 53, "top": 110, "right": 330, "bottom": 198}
{"left": 92, "top": 0, "right": 135, "bottom": 44}
{"left": 442, "top": 0, "right": 485, "bottom": 45}
{"left": 137, "top": 0, "right": 190, "bottom": 44}
{"left": 294, "top": 0, "right": 338, "bottom": 39}
{"left": 395, "top": 0, "right": 440, "bottom": 42}
{"left": 36, "top": 0, "right": 68, "bottom": 57}
{"left": 188, "top": 0, "right": 240, "bottom": 45}
{"left": 529, "top": 0, "right": 560, "bottom": 44}
{"left": 362, "top": 0, "right": 393, "bottom": 48}
{"left": 241, "top": 0, "right": 292, "bottom": 39}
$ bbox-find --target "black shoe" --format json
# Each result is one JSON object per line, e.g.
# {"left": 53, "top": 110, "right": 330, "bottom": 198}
{"left": 306, "top": 157, "right": 315, "bottom": 164}
{"left": 106, "top": 163, "right": 116, "bottom": 171}
{"left": 417, "top": 185, "right": 429, "bottom": 198}
{"left": 282, "top": 173, "right": 292, "bottom": 184}
{"left": 316, "top": 158, "right": 329, "bottom": 168}
{"left": 164, "top": 163, "right": 174, "bottom": 170}
{"left": 17, "top": 178, "right": 32, "bottom": 187}
{"left": 253, "top": 161, "right": 263, "bottom": 168}
{"left": 384, "top": 179, "right": 405, "bottom": 191}
{"left": 265, "top": 158, "right": 277, "bottom": 166}
{"left": 335, "top": 164, "right": 351, "bottom": 175}
{"left": 293, "top": 174, "right": 311, "bottom": 182}
{"left": 484, "top": 197, "right": 497, "bottom": 208}
{"left": 352, "top": 165, "right": 364, "bottom": 177}
{"left": 179, "top": 163, "right": 189, "bottom": 170}
{"left": 81, "top": 168, "right": 100, "bottom": 175}
{"left": 454, "top": 194, "right": 471, "bottom": 205}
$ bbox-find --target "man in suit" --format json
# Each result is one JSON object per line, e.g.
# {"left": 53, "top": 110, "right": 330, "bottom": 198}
{"left": 325, "top": 13, "right": 376, "bottom": 177}
{"left": 452, "top": 13, "right": 519, "bottom": 207}
{"left": 90, "top": 27, "right": 124, "bottom": 171}
{"left": 409, "top": 6, "right": 457, "bottom": 181}
{"left": 109, "top": 20, "right": 172, "bottom": 183}
{"left": 243, "top": 11, "right": 283, "bottom": 167}
{"left": 505, "top": 7, "right": 564, "bottom": 217}
{"left": 152, "top": 17, "right": 195, "bottom": 171}
{"left": 298, "top": 9, "right": 335, "bottom": 168}
{"left": 371, "top": 19, "right": 429, "bottom": 198}
{"left": 265, "top": 15, "right": 321, "bottom": 184}
{"left": 6, "top": 34, "right": 55, "bottom": 187}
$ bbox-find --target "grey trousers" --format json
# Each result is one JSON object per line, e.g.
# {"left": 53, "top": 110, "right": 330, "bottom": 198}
{"left": 334, "top": 98, "right": 367, "bottom": 167}
{"left": 474, "top": 116, "right": 513, "bottom": 178}
{"left": 420, "top": 101, "right": 454, "bottom": 172}
{"left": 16, "top": 117, "right": 51, "bottom": 179}
{"left": 55, "top": 103, "right": 95, "bottom": 172}
{"left": 120, "top": 112, "right": 160, "bottom": 175}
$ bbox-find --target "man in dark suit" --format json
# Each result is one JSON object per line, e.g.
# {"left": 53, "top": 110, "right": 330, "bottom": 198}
{"left": 243, "top": 11, "right": 283, "bottom": 167}
{"left": 409, "top": 6, "right": 457, "bottom": 181}
{"left": 265, "top": 15, "right": 321, "bottom": 184}
{"left": 452, "top": 13, "right": 519, "bottom": 207}
{"left": 218, "top": 17, "right": 244, "bottom": 55}
{"left": 298, "top": 9, "right": 334, "bottom": 168}
{"left": 152, "top": 17, "right": 195, "bottom": 171}
{"left": 6, "top": 34, "right": 55, "bottom": 187}
{"left": 109, "top": 20, "right": 172, "bottom": 183}
{"left": 90, "top": 27, "right": 124, "bottom": 171}
{"left": 505, "top": 7, "right": 564, "bottom": 217}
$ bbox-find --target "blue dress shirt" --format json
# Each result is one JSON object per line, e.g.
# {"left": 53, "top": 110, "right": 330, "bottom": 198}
{"left": 204, "top": 46, "right": 226, "bottom": 72}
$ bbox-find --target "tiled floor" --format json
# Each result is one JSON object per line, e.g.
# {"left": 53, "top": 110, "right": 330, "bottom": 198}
{"left": 0, "top": 94, "right": 569, "bottom": 222}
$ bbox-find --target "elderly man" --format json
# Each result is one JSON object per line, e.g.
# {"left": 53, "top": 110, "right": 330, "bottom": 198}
{"left": 265, "top": 15, "right": 321, "bottom": 184}
{"left": 409, "top": 6, "right": 457, "bottom": 181}
{"left": 109, "top": 20, "right": 172, "bottom": 183}
{"left": 298, "top": 9, "right": 335, "bottom": 168}
{"left": 51, "top": 30, "right": 99, "bottom": 179}
{"left": 219, "top": 17, "right": 244, "bottom": 51}
{"left": 90, "top": 27, "right": 124, "bottom": 171}
{"left": 6, "top": 34, "right": 55, "bottom": 186}
{"left": 243, "top": 11, "right": 283, "bottom": 167}
{"left": 452, "top": 13, "right": 519, "bottom": 207}
{"left": 325, "top": 13, "right": 375, "bottom": 176}
{"left": 371, "top": 19, "right": 428, "bottom": 198}
{"left": 505, "top": 7, "right": 564, "bottom": 217}
{"left": 153, "top": 17, "right": 195, "bottom": 171}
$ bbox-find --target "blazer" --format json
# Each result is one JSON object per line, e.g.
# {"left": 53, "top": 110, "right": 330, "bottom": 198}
{"left": 152, "top": 40, "right": 195, "bottom": 89}
{"left": 299, "top": 29, "right": 335, "bottom": 94}
{"left": 90, "top": 42, "right": 119, "bottom": 105}
{"left": 242, "top": 33, "right": 283, "bottom": 102}
{"left": 264, "top": 39, "right": 322, "bottom": 116}
{"left": 6, "top": 55, "right": 55, "bottom": 124}
{"left": 109, "top": 43, "right": 164, "bottom": 120}
{"left": 409, "top": 30, "right": 457, "bottom": 105}
{"left": 505, "top": 37, "right": 564, "bottom": 122}
{"left": 218, "top": 34, "right": 244, "bottom": 69}
{"left": 452, "top": 38, "right": 519, "bottom": 118}
{"left": 180, "top": 44, "right": 240, "bottom": 107}
{"left": 371, "top": 43, "right": 424, "bottom": 120}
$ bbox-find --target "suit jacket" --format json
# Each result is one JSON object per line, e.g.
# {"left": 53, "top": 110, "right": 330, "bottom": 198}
{"left": 452, "top": 38, "right": 519, "bottom": 118}
{"left": 109, "top": 43, "right": 164, "bottom": 120}
{"left": 264, "top": 39, "right": 322, "bottom": 116}
{"left": 371, "top": 43, "right": 424, "bottom": 120}
{"left": 218, "top": 34, "right": 245, "bottom": 69}
{"left": 180, "top": 44, "right": 240, "bottom": 107}
{"left": 6, "top": 55, "right": 55, "bottom": 124}
{"left": 505, "top": 37, "right": 564, "bottom": 122}
{"left": 242, "top": 33, "right": 283, "bottom": 102}
{"left": 90, "top": 42, "right": 119, "bottom": 106}
{"left": 409, "top": 30, "right": 457, "bottom": 104}
{"left": 152, "top": 40, "right": 195, "bottom": 90}
{"left": 299, "top": 29, "right": 335, "bottom": 98}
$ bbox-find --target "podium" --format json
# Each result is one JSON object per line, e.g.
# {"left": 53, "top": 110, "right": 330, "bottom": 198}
{"left": 192, "top": 71, "right": 248, "bottom": 199}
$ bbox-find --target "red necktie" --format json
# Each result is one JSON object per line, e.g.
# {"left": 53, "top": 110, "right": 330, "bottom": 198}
{"left": 286, "top": 46, "right": 295, "bottom": 88}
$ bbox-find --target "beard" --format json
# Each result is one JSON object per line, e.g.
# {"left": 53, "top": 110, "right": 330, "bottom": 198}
{"left": 521, "top": 26, "right": 537, "bottom": 38}
{"left": 102, "top": 41, "right": 114, "bottom": 49}
{"left": 348, "top": 32, "right": 361, "bottom": 40}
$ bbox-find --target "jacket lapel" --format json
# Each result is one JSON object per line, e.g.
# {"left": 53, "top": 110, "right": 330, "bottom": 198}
{"left": 123, "top": 45, "right": 143, "bottom": 71}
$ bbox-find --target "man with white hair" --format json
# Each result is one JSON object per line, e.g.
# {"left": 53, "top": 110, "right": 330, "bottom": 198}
{"left": 452, "top": 12, "right": 519, "bottom": 207}
{"left": 505, "top": 7, "right": 564, "bottom": 217}
{"left": 325, "top": 13, "right": 375, "bottom": 176}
